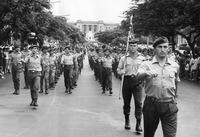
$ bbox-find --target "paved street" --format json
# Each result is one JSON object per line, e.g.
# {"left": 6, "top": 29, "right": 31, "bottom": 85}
{"left": 0, "top": 56, "right": 200, "bottom": 137}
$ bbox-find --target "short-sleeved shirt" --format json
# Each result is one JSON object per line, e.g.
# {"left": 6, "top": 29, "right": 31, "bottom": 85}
{"left": 26, "top": 54, "right": 42, "bottom": 71}
{"left": 137, "top": 56, "right": 180, "bottom": 99}
{"left": 61, "top": 53, "right": 74, "bottom": 65}
{"left": 10, "top": 51, "right": 22, "bottom": 65}
{"left": 101, "top": 56, "right": 113, "bottom": 68}
{"left": 118, "top": 53, "right": 146, "bottom": 76}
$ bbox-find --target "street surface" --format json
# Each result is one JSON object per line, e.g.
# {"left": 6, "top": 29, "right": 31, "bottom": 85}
{"left": 0, "top": 56, "right": 200, "bottom": 137}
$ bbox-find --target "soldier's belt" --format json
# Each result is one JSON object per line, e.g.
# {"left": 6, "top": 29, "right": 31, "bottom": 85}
{"left": 28, "top": 70, "right": 40, "bottom": 73}
{"left": 146, "top": 96, "right": 175, "bottom": 103}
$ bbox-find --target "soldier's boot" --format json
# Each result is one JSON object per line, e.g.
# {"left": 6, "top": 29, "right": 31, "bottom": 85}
{"left": 109, "top": 88, "right": 113, "bottom": 95}
{"left": 125, "top": 115, "right": 131, "bottom": 130}
{"left": 13, "top": 90, "right": 17, "bottom": 95}
{"left": 68, "top": 88, "right": 72, "bottom": 94}
{"left": 14, "top": 89, "right": 20, "bottom": 95}
{"left": 30, "top": 99, "right": 34, "bottom": 106}
{"left": 33, "top": 99, "right": 38, "bottom": 107}
{"left": 135, "top": 119, "right": 142, "bottom": 132}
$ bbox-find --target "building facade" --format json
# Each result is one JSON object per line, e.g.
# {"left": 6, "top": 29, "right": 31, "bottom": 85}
{"left": 69, "top": 20, "right": 119, "bottom": 41}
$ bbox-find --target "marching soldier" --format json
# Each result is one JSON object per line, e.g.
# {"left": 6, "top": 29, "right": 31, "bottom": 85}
{"left": 22, "top": 44, "right": 31, "bottom": 89}
{"left": 49, "top": 48, "right": 57, "bottom": 89}
{"left": 117, "top": 40, "right": 145, "bottom": 132}
{"left": 10, "top": 44, "right": 24, "bottom": 95}
{"left": 101, "top": 48, "right": 114, "bottom": 95}
{"left": 25, "top": 44, "right": 42, "bottom": 106}
{"left": 39, "top": 46, "right": 50, "bottom": 94}
{"left": 72, "top": 49, "right": 78, "bottom": 89}
{"left": 137, "top": 37, "right": 180, "bottom": 137}
{"left": 61, "top": 46, "right": 77, "bottom": 94}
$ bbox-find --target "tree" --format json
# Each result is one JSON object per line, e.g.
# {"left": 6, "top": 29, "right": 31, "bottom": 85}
{"left": 94, "top": 29, "right": 125, "bottom": 45}
{"left": 123, "top": 0, "right": 200, "bottom": 55}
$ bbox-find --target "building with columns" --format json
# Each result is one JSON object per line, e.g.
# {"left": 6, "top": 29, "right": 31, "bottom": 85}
{"left": 69, "top": 20, "right": 119, "bottom": 41}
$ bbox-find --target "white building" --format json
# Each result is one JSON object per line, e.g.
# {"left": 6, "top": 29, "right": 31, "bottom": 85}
{"left": 69, "top": 20, "right": 119, "bottom": 41}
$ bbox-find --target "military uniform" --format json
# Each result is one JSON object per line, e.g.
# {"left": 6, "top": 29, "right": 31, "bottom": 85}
{"left": 117, "top": 41, "right": 145, "bottom": 132}
{"left": 10, "top": 45, "right": 23, "bottom": 95}
{"left": 61, "top": 47, "right": 77, "bottom": 93}
{"left": 40, "top": 47, "right": 50, "bottom": 94}
{"left": 137, "top": 37, "right": 180, "bottom": 137}
{"left": 101, "top": 48, "right": 114, "bottom": 95}
{"left": 25, "top": 44, "right": 42, "bottom": 106}
{"left": 49, "top": 49, "right": 57, "bottom": 89}
{"left": 22, "top": 45, "right": 31, "bottom": 89}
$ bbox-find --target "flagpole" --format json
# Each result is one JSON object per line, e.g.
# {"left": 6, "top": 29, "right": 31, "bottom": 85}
{"left": 119, "top": 15, "right": 133, "bottom": 100}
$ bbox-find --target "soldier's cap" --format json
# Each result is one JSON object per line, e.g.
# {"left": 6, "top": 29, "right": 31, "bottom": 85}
{"left": 65, "top": 46, "right": 71, "bottom": 49}
{"left": 129, "top": 40, "right": 138, "bottom": 45}
{"left": 153, "top": 37, "right": 168, "bottom": 48}
{"left": 29, "top": 44, "right": 39, "bottom": 49}
{"left": 104, "top": 48, "right": 112, "bottom": 53}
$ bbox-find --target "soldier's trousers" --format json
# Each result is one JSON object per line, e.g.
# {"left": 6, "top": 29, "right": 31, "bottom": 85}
{"left": 40, "top": 69, "right": 49, "bottom": 91}
{"left": 122, "top": 76, "right": 143, "bottom": 120}
{"left": 24, "top": 66, "right": 29, "bottom": 87}
{"left": 11, "top": 66, "right": 21, "bottom": 91}
{"left": 49, "top": 68, "right": 56, "bottom": 87}
{"left": 63, "top": 65, "right": 73, "bottom": 89}
{"left": 102, "top": 67, "right": 112, "bottom": 91}
{"left": 29, "top": 71, "right": 41, "bottom": 100}
{"left": 143, "top": 97, "right": 178, "bottom": 137}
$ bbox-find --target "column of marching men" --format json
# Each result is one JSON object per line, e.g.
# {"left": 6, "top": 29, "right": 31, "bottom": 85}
{"left": 9, "top": 43, "right": 85, "bottom": 107}
{"left": 88, "top": 39, "right": 181, "bottom": 136}
{"left": 87, "top": 42, "right": 155, "bottom": 133}
{"left": 88, "top": 44, "right": 126, "bottom": 95}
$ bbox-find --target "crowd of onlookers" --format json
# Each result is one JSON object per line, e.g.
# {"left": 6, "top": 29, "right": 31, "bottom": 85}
{"left": 0, "top": 45, "right": 13, "bottom": 79}
{"left": 177, "top": 50, "right": 200, "bottom": 82}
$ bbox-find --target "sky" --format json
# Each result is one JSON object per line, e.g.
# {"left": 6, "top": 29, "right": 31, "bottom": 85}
{"left": 50, "top": 0, "right": 133, "bottom": 23}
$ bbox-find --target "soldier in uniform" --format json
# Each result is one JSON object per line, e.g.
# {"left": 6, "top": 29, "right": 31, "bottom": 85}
{"left": 25, "top": 44, "right": 42, "bottom": 106}
{"left": 49, "top": 48, "right": 57, "bottom": 89}
{"left": 61, "top": 46, "right": 77, "bottom": 94}
{"left": 137, "top": 37, "right": 180, "bottom": 137}
{"left": 39, "top": 46, "right": 50, "bottom": 94}
{"left": 10, "top": 44, "right": 24, "bottom": 95}
{"left": 117, "top": 40, "right": 145, "bottom": 132}
{"left": 101, "top": 48, "right": 114, "bottom": 95}
{"left": 22, "top": 44, "right": 31, "bottom": 89}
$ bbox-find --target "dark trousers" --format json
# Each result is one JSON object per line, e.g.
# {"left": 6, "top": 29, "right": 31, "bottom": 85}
{"left": 122, "top": 76, "right": 143, "bottom": 119}
{"left": 102, "top": 67, "right": 112, "bottom": 91}
{"left": 40, "top": 69, "right": 49, "bottom": 91}
{"left": 24, "top": 66, "right": 29, "bottom": 87}
{"left": 49, "top": 68, "right": 56, "bottom": 87}
{"left": 29, "top": 71, "right": 41, "bottom": 100}
{"left": 63, "top": 65, "right": 73, "bottom": 89}
{"left": 12, "top": 66, "right": 21, "bottom": 91}
{"left": 143, "top": 97, "right": 178, "bottom": 137}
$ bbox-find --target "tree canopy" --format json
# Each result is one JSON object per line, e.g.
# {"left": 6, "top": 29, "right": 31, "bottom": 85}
{"left": 0, "top": 0, "right": 85, "bottom": 46}
{"left": 122, "top": 0, "right": 200, "bottom": 55}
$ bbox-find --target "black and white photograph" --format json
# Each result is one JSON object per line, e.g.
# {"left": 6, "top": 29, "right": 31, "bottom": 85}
{"left": 0, "top": 0, "right": 200, "bottom": 137}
